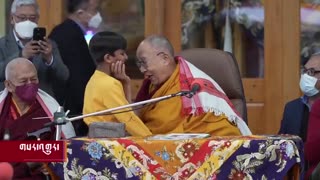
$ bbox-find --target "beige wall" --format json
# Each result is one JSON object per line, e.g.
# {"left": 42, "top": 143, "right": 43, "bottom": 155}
{"left": 0, "top": 1, "right": 5, "bottom": 37}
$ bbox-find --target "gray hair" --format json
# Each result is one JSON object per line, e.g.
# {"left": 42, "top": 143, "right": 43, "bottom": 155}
{"left": 145, "top": 35, "right": 175, "bottom": 57}
{"left": 5, "top": 62, "right": 15, "bottom": 81}
{"left": 11, "top": 0, "right": 40, "bottom": 14}
{"left": 5, "top": 58, "right": 34, "bottom": 80}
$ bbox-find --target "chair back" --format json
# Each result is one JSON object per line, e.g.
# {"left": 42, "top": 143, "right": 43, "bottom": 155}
{"left": 178, "top": 48, "right": 248, "bottom": 123}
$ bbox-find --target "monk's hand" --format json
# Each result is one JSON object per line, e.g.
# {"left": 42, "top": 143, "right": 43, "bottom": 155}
{"left": 111, "top": 61, "right": 131, "bottom": 84}
{"left": 22, "top": 40, "right": 41, "bottom": 59}
{"left": 40, "top": 164, "right": 50, "bottom": 175}
{"left": 38, "top": 37, "right": 53, "bottom": 64}
{"left": 26, "top": 162, "right": 49, "bottom": 176}
{"left": 26, "top": 162, "right": 43, "bottom": 171}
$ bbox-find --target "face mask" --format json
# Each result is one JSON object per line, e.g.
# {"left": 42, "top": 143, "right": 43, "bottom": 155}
{"left": 299, "top": 73, "right": 319, "bottom": 97}
{"left": 14, "top": 20, "right": 38, "bottom": 39}
{"left": 88, "top": 12, "right": 102, "bottom": 29}
{"left": 15, "top": 83, "right": 39, "bottom": 104}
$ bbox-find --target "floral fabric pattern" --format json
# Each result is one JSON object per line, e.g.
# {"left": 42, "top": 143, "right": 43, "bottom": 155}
{"left": 50, "top": 135, "right": 303, "bottom": 180}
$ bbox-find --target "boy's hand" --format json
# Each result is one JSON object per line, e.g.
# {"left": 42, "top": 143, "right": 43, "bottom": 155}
{"left": 111, "top": 61, "right": 130, "bottom": 83}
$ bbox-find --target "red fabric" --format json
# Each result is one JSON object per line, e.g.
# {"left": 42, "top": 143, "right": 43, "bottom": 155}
{"left": 116, "top": 138, "right": 214, "bottom": 179}
{"left": 0, "top": 94, "right": 54, "bottom": 179}
{"left": 304, "top": 99, "right": 320, "bottom": 179}
{"left": 177, "top": 56, "right": 203, "bottom": 115}
{"left": 135, "top": 79, "right": 161, "bottom": 102}
{"left": 176, "top": 56, "right": 240, "bottom": 117}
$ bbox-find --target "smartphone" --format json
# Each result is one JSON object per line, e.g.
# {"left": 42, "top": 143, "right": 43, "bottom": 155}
{"left": 33, "top": 27, "right": 46, "bottom": 41}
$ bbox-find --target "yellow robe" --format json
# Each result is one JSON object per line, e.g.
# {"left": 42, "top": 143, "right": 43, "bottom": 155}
{"left": 83, "top": 70, "right": 152, "bottom": 136}
{"left": 139, "top": 65, "right": 241, "bottom": 136}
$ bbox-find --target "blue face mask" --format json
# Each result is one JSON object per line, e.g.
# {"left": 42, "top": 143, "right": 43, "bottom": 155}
{"left": 299, "top": 74, "right": 319, "bottom": 97}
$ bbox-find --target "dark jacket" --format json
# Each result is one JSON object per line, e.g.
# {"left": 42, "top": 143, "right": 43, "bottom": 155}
{"left": 49, "top": 19, "right": 96, "bottom": 136}
{"left": 0, "top": 30, "right": 69, "bottom": 96}
{"left": 278, "top": 98, "right": 309, "bottom": 141}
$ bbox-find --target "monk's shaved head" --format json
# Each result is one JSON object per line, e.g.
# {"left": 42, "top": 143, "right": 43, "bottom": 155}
{"left": 5, "top": 58, "right": 36, "bottom": 81}
{"left": 136, "top": 35, "right": 176, "bottom": 86}
{"left": 141, "top": 35, "right": 174, "bottom": 57}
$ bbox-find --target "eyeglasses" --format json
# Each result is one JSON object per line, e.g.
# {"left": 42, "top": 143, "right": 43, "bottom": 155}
{"left": 135, "top": 59, "right": 148, "bottom": 69}
{"left": 14, "top": 14, "right": 39, "bottom": 22}
{"left": 301, "top": 67, "right": 320, "bottom": 76}
{"left": 26, "top": 127, "right": 53, "bottom": 141}
{"left": 135, "top": 52, "right": 166, "bottom": 69}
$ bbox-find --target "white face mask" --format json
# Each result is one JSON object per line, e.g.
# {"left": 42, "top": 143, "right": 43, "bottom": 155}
{"left": 88, "top": 12, "right": 102, "bottom": 29}
{"left": 14, "top": 20, "right": 38, "bottom": 39}
{"left": 299, "top": 73, "right": 319, "bottom": 97}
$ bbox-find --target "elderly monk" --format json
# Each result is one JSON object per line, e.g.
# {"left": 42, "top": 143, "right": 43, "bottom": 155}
{"left": 0, "top": 58, "right": 75, "bottom": 179}
{"left": 135, "top": 35, "right": 251, "bottom": 136}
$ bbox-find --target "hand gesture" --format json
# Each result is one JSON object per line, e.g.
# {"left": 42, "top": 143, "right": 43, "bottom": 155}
{"left": 111, "top": 61, "right": 130, "bottom": 83}
{"left": 26, "top": 162, "right": 49, "bottom": 176}
{"left": 38, "top": 37, "right": 53, "bottom": 64}
{"left": 22, "top": 40, "right": 41, "bottom": 59}
{"left": 111, "top": 61, "right": 132, "bottom": 102}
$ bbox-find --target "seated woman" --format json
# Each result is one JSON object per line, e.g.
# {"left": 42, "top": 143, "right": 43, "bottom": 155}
{"left": 305, "top": 99, "right": 320, "bottom": 179}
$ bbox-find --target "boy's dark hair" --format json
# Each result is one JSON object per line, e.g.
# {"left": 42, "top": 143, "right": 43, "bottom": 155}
{"left": 67, "top": 0, "right": 89, "bottom": 14}
{"left": 89, "top": 31, "right": 127, "bottom": 64}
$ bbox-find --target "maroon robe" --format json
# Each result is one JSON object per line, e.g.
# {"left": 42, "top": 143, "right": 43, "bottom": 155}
{"left": 0, "top": 93, "right": 54, "bottom": 180}
{"left": 305, "top": 99, "right": 320, "bottom": 179}
{"left": 135, "top": 79, "right": 161, "bottom": 102}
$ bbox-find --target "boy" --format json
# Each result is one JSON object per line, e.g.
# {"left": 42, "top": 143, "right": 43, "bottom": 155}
{"left": 83, "top": 31, "right": 152, "bottom": 137}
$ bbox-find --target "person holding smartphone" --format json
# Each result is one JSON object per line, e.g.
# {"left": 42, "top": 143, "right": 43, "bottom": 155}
{"left": 0, "top": 0, "right": 69, "bottom": 98}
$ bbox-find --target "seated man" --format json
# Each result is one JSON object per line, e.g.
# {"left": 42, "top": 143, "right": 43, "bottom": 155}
{"left": 279, "top": 53, "right": 320, "bottom": 141}
{"left": 83, "top": 31, "right": 152, "bottom": 137}
{"left": 135, "top": 35, "right": 251, "bottom": 136}
{"left": 0, "top": 58, "right": 75, "bottom": 179}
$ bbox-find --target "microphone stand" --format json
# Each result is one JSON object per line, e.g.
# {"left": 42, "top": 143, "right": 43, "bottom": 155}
{"left": 49, "top": 91, "right": 193, "bottom": 140}
{"left": 49, "top": 106, "right": 68, "bottom": 140}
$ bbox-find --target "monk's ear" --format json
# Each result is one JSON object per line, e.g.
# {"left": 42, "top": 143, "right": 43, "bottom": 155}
{"left": 4, "top": 80, "right": 14, "bottom": 92}
{"left": 103, "top": 53, "right": 113, "bottom": 64}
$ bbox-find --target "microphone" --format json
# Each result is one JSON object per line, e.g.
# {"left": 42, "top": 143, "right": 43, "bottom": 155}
{"left": 67, "top": 93, "right": 182, "bottom": 122}
{"left": 190, "top": 83, "right": 201, "bottom": 96}
{"left": 43, "top": 106, "right": 69, "bottom": 140}
{"left": 43, "top": 91, "right": 190, "bottom": 138}
{"left": 0, "top": 162, "right": 14, "bottom": 180}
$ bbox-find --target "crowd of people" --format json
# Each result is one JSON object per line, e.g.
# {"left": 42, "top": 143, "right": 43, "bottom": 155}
{"left": 0, "top": 0, "right": 319, "bottom": 179}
